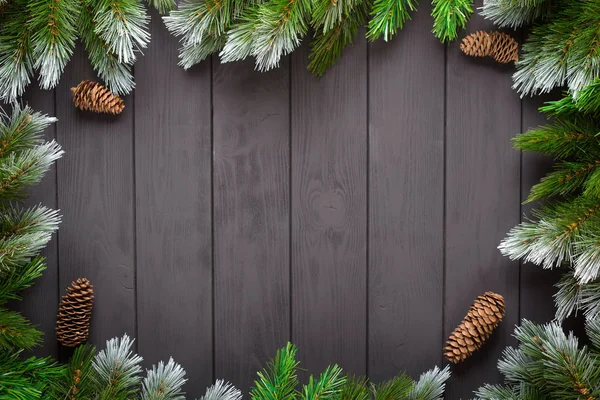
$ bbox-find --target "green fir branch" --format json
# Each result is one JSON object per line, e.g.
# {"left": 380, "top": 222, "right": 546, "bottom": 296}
{"left": 308, "top": 2, "right": 368, "bottom": 77}
{"left": 373, "top": 373, "right": 414, "bottom": 400}
{"left": 302, "top": 365, "right": 345, "bottom": 400}
{"left": 512, "top": 117, "right": 600, "bottom": 159}
{"left": 525, "top": 160, "right": 600, "bottom": 203}
{"left": 367, "top": 0, "right": 416, "bottom": 42}
{"left": 542, "top": 80, "right": 600, "bottom": 117}
{"left": 0, "top": 105, "right": 56, "bottom": 158}
{"left": 430, "top": 0, "right": 472, "bottom": 43}
{"left": 0, "top": 256, "right": 45, "bottom": 304}
{"left": 53, "top": 343, "right": 97, "bottom": 400}
{"left": 251, "top": 343, "right": 300, "bottom": 400}
{"left": 146, "top": 0, "right": 177, "bottom": 14}
{"left": 0, "top": 306, "right": 42, "bottom": 350}
{"left": 0, "top": 351, "right": 65, "bottom": 400}
{"left": 339, "top": 376, "right": 370, "bottom": 400}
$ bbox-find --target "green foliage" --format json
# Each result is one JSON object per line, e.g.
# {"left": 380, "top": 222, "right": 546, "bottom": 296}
{"left": 431, "top": 0, "right": 473, "bottom": 43}
{"left": 251, "top": 343, "right": 300, "bottom": 400}
{"left": 498, "top": 86, "right": 600, "bottom": 321}
{"left": 541, "top": 80, "right": 600, "bottom": 117}
{"left": 0, "top": 351, "right": 65, "bottom": 399}
{"left": 367, "top": 0, "right": 416, "bottom": 42}
{"left": 475, "top": 319, "right": 600, "bottom": 400}
{"left": 54, "top": 343, "right": 97, "bottom": 399}
{"left": 497, "top": 0, "right": 600, "bottom": 97}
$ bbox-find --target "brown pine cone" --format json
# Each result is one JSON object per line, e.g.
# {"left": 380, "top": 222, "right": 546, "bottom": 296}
{"left": 56, "top": 278, "right": 94, "bottom": 347}
{"left": 71, "top": 80, "right": 125, "bottom": 115}
{"left": 444, "top": 291, "right": 505, "bottom": 363}
{"left": 460, "top": 31, "right": 519, "bottom": 63}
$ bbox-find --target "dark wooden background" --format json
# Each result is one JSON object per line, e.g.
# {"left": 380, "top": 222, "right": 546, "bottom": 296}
{"left": 16, "top": 2, "right": 559, "bottom": 398}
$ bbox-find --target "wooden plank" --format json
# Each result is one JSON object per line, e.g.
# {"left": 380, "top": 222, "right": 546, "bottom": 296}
{"left": 519, "top": 95, "right": 557, "bottom": 323}
{"left": 291, "top": 42, "right": 367, "bottom": 377}
{"left": 368, "top": 4, "right": 445, "bottom": 381}
{"left": 18, "top": 87, "right": 59, "bottom": 358}
{"left": 444, "top": 4, "right": 521, "bottom": 396}
{"left": 134, "top": 10, "right": 213, "bottom": 396}
{"left": 213, "top": 59, "right": 290, "bottom": 393}
{"left": 55, "top": 47, "right": 136, "bottom": 348}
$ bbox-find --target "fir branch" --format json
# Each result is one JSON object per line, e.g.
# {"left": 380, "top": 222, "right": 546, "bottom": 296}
{"left": 541, "top": 80, "right": 600, "bottom": 117}
{"left": 525, "top": 160, "right": 600, "bottom": 203}
{"left": 0, "top": 140, "right": 63, "bottom": 201}
{"left": 339, "top": 376, "right": 370, "bottom": 400}
{"left": 586, "top": 317, "right": 600, "bottom": 350}
{"left": 308, "top": 2, "right": 368, "bottom": 77}
{"left": 0, "top": 105, "right": 56, "bottom": 158}
{"left": 373, "top": 373, "right": 414, "bottom": 400}
{"left": 251, "top": 0, "right": 312, "bottom": 71}
{"left": 367, "top": 0, "right": 416, "bottom": 42}
{"left": 0, "top": 256, "right": 45, "bottom": 304}
{"left": 164, "top": 0, "right": 236, "bottom": 68}
{"left": 28, "top": 0, "right": 80, "bottom": 89}
{"left": 250, "top": 343, "right": 300, "bottom": 400}
{"left": 219, "top": 7, "right": 259, "bottom": 63}
{"left": 311, "top": 0, "right": 363, "bottom": 32}
{"left": 0, "top": 1, "right": 34, "bottom": 101}
{"left": 408, "top": 365, "right": 450, "bottom": 400}
{"left": 302, "top": 365, "right": 345, "bottom": 400}
{"left": 430, "top": 0, "right": 472, "bottom": 43}
{"left": 512, "top": 117, "right": 600, "bottom": 159}
{"left": 0, "top": 205, "right": 60, "bottom": 274}
{"left": 53, "top": 343, "right": 97, "bottom": 400}
{"left": 200, "top": 380, "right": 242, "bottom": 400}
{"left": 0, "top": 351, "right": 65, "bottom": 400}
{"left": 93, "top": 0, "right": 150, "bottom": 65}
{"left": 480, "top": 0, "right": 549, "bottom": 29}
{"left": 79, "top": 0, "right": 135, "bottom": 95}
{"left": 0, "top": 306, "right": 42, "bottom": 350}
{"left": 92, "top": 334, "right": 143, "bottom": 400}
{"left": 146, "top": 0, "right": 177, "bottom": 14}
{"left": 141, "top": 357, "right": 187, "bottom": 400}
{"left": 499, "top": 197, "right": 600, "bottom": 270}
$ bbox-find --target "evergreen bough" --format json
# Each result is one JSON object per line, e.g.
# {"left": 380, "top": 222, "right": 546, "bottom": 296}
{"left": 481, "top": 0, "right": 600, "bottom": 97}
{"left": 0, "top": 105, "right": 63, "bottom": 399}
{"left": 499, "top": 81, "right": 600, "bottom": 322}
{"left": 475, "top": 319, "right": 600, "bottom": 400}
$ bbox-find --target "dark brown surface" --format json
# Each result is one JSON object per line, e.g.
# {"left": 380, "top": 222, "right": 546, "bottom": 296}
{"left": 15, "top": 8, "right": 553, "bottom": 398}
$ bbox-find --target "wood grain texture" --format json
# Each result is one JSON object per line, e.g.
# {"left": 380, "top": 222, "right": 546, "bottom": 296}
{"left": 291, "top": 41, "right": 367, "bottom": 377}
{"left": 56, "top": 47, "right": 136, "bottom": 348}
{"left": 134, "top": 10, "right": 213, "bottom": 396}
{"left": 212, "top": 59, "right": 290, "bottom": 393}
{"left": 520, "top": 94, "right": 558, "bottom": 323}
{"left": 368, "top": 4, "right": 445, "bottom": 381}
{"left": 18, "top": 87, "right": 59, "bottom": 358}
{"left": 444, "top": 4, "right": 521, "bottom": 396}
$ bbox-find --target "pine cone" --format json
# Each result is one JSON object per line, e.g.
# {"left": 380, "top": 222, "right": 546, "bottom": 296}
{"left": 444, "top": 291, "right": 505, "bottom": 363}
{"left": 56, "top": 278, "right": 94, "bottom": 347}
{"left": 71, "top": 80, "right": 125, "bottom": 115}
{"left": 460, "top": 31, "right": 519, "bottom": 63}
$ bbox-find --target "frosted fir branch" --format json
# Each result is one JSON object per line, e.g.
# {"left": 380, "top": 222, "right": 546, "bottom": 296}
{"left": 29, "top": 0, "right": 80, "bottom": 90}
{"left": 79, "top": 1, "right": 135, "bottom": 95}
{"left": 0, "top": 206, "right": 60, "bottom": 274}
{"left": 93, "top": 334, "right": 143, "bottom": 398}
{"left": 0, "top": 4, "right": 34, "bottom": 102}
{"left": 199, "top": 380, "right": 242, "bottom": 400}
{"left": 93, "top": 0, "right": 150, "bottom": 65}
{"left": 480, "top": 0, "right": 549, "bottom": 29}
{"left": 141, "top": 358, "right": 187, "bottom": 400}
{"left": 408, "top": 365, "right": 450, "bottom": 400}
{"left": 0, "top": 140, "right": 64, "bottom": 201}
{"left": 219, "top": 10, "right": 259, "bottom": 63}
{"left": 0, "top": 105, "right": 57, "bottom": 157}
